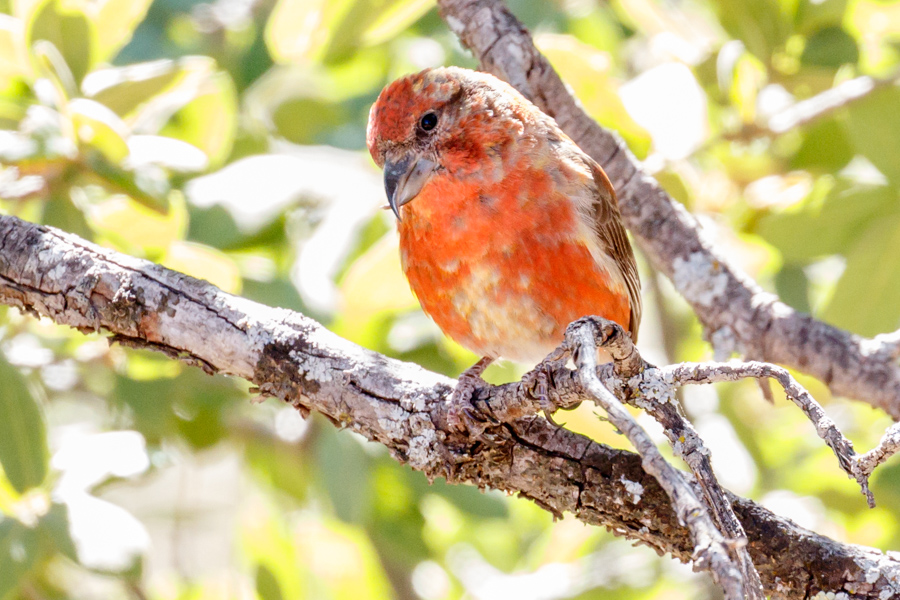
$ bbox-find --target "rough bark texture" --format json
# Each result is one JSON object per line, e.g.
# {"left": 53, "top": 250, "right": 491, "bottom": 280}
{"left": 568, "top": 321, "right": 761, "bottom": 599}
{"left": 4, "top": 214, "right": 900, "bottom": 598}
{"left": 436, "top": 0, "right": 900, "bottom": 419}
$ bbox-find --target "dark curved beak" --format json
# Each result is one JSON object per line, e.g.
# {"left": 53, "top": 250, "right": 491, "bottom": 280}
{"left": 383, "top": 153, "right": 437, "bottom": 221}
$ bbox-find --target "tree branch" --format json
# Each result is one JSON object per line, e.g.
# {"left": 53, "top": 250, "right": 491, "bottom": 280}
{"left": 435, "top": 0, "right": 900, "bottom": 418}
{"left": 567, "top": 319, "right": 760, "bottom": 599}
{"left": 663, "top": 361, "right": 869, "bottom": 503}
{"left": 4, "top": 214, "right": 900, "bottom": 598}
{"left": 763, "top": 71, "right": 900, "bottom": 135}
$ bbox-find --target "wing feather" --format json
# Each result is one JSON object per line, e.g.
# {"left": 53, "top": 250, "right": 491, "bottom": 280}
{"left": 540, "top": 126, "right": 642, "bottom": 342}
{"left": 585, "top": 159, "right": 642, "bottom": 342}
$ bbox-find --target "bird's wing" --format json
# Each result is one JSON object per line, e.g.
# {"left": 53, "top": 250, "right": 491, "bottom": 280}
{"left": 584, "top": 159, "right": 642, "bottom": 342}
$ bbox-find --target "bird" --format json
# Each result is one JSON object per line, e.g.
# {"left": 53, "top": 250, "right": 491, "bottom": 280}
{"left": 366, "top": 66, "right": 641, "bottom": 415}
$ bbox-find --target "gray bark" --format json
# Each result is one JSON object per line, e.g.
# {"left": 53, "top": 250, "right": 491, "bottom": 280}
{"left": 3, "top": 214, "right": 900, "bottom": 599}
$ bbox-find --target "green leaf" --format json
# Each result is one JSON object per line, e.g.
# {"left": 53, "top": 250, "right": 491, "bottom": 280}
{"left": 314, "top": 422, "right": 372, "bottom": 524}
{"left": 244, "top": 431, "right": 312, "bottom": 503}
{"left": 36, "top": 502, "right": 78, "bottom": 562}
{"left": 126, "top": 135, "right": 208, "bottom": 172}
{"left": 775, "top": 263, "right": 812, "bottom": 313}
{"left": 0, "top": 516, "right": 40, "bottom": 598}
{"left": 712, "top": 0, "right": 791, "bottom": 62}
{"left": 272, "top": 97, "right": 343, "bottom": 145}
{"left": 789, "top": 118, "right": 853, "bottom": 173}
{"left": 726, "top": 52, "right": 767, "bottom": 123}
{"left": 537, "top": 33, "right": 651, "bottom": 158}
{"left": 92, "top": 0, "right": 153, "bottom": 63}
{"left": 112, "top": 366, "right": 241, "bottom": 447}
{"left": 843, "top": 85, "right": 900, "bottom": 184}
{"left": 800, "top": 26, "right": 859, "bottom": 68}
{"left": 0, "top": 357, "right": 49, "bottom": 495}
{"left": 158, "top": 70, "right": 237, "bottom": 168}
{"left": 0, "top": 15, "right": 28, "bottom": 81}
{"left": 42, "top": 192, "right": 93, "bottom": 239}
{"left": 424, "top": 477, "right": 508, "bottom": 519}
{"left": 755, "top": 180, "right": 899, "bottom": 262}
{"left": 81, "top": 155, "right": 172, "bottom": 215}
{"left": 162, "top": 241, "right": 242, "bottom": 294}
{"left": 823, "top": 213, "right": 900, "bottom": 336}
{"left": 334, "top": 233, "right": 418, "bottom": 350}
{"left": 240, "top": 505, "right": 307, "bottom": 600}
{"left": 83, "top": 58, "right": 198, "bottom": 119}
{"left": 266, "top": 0, "right": 325, "bottom": 63}
{"left": 360, "top": 0, "right": 435, "bottom": 47}
{"left": 794, "top": 0, "right": 847, "bottom": 33}
{"left": 86, "top": 189, "right": 184, "bottom": 254}
{"left": 69, "top": 98, "right": 129, "bottom": 163}
{"left": 256, "top": 564, "right": 285, "bottom": 600}
{"left": 266, "top": 0, "right": 431, "bottom": 64}
{"left": 25, "top": 0, "right": 93, "bottom": 86}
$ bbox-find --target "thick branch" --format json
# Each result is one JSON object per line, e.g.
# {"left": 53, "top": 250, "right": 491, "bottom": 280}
{"left": 436, "top": 0, "right": 900, "bottom": 418}
{"left": 3, "top": 215, "right": 900, "bottom": 598}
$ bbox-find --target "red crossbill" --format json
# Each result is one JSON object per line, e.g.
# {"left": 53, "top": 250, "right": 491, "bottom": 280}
{"left": 366, "top": 66, "right": 641, "bottom": 394}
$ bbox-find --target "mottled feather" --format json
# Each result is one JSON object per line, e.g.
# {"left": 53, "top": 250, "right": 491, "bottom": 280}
{"left": 367, "top": 67, "right": 642, "bottom": 361}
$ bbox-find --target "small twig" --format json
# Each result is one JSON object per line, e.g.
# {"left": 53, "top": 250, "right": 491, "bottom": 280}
{"left": 853, "top": 423, "right": 900, "bottom": 492}
{"left": 620, "top": 366, "right": 763, "bottom": 595}
{"left": 868, "top": 328, "right": 900, "bottom": 362}
{"left": 661, "top": 361, "right": 871, "bottom": 505}
{"left": 765, "top": 71, "right": 900, "bottom": 135}
{"left": 698, "top": 70, "right": 900, "bottom": 153}
{"left": 566, "top": 319, "right": 751, "bottom": 600}
{"left": 578, "top": 321, "right": 763, "bottom": 597}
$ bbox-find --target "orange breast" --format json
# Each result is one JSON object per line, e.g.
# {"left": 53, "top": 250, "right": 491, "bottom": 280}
{"left": 398, "top": 163, "right": 631, "bottom": 363}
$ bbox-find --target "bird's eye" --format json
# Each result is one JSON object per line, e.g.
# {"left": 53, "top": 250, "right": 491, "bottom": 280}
{"left": 419, "top": 112, "right": 438, "bottom": 132}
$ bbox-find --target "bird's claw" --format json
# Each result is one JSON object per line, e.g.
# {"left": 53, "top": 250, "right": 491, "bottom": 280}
{"left": 446, "top": 357, "right": 497, "bottom": 435}
{"left": 447, "top": 376, "right": 494, "bottom": 435}
{"left": 523, "top": 346, "right": 571, "bottom": 426}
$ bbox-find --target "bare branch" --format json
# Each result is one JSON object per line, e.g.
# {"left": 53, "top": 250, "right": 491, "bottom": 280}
{"left": 567, "top": 319, "right": 758, "bottom": 600}
{"left": 710, "top": 70, "right": 900, "bottom": 145}
{"left": 662, "top": 361, "right": 869, "bottom": 505}
{"left": 868, "top": 329, "right": 900, "bottom": 362}
{"left": 764, "top": 72, "right": 900, "bottom": 135}
{"left": 436, "top": 0, "right": 900, "bottom": 418}
{"left": 559, "top": 320, "right": 764, "bottom": 596}
{"left": 5, "top": 214, "right": 900, "bottom": 597}
{"left": 854, "top": 423, "right": 900, "bottom": 488}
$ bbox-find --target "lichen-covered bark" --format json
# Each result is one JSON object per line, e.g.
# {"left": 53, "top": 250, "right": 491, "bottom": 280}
{"left": 3, "top": 214, "right": 900, "bottom": 598}
{"left": 435, "top": 0, "right": 900, "bottom": 419}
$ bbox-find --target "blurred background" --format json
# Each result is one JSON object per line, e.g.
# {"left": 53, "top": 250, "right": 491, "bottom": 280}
{"left": 1, "top": 0, "right": 900, "bottom": 597}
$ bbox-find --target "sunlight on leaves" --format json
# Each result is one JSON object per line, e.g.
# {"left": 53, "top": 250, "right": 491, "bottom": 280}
{"left": 537, "top": 33, "right": 651, "bottom": 158}
{"left": 87, "top": 190, "right": 187, "bottom": 256}
{"left": 162, "top": 240, "right": 243, "bottom": 294}
{"left": 335, "top": 232, "right": 418, "bottom": 346}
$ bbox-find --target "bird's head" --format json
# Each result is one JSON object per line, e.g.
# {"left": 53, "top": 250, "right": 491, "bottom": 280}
{"left": 367, "top": 67, "right": 529, "bottom": 220}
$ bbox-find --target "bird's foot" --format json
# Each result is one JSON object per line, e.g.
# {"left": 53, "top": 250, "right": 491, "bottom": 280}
{"left": 446, "top": 357, "right": 496, "bottom": 434}
{"left": 523, "top": 345, "right": 572, "bottom": 426}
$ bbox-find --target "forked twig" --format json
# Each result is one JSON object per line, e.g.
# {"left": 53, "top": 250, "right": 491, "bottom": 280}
{"left": 661, "top": 361, "right": 872, "bottom": 506}
{"left": 566, "top": 319, "right": 762, "bottom": 600}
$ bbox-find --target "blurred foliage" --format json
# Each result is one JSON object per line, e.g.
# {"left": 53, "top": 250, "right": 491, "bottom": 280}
{"left": 1, "top": 0, "right": 900, "bottom": 598}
